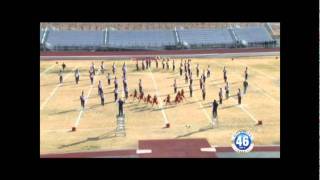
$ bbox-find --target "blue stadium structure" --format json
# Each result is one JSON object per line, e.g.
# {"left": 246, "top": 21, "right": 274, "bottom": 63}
{"left": 40, "top": 26, "right": 276, "bottom": 51}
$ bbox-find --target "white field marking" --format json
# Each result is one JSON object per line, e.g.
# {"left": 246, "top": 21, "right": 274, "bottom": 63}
{"left": 233, "top": 60, "right": 278, "bottom": 81}
{"left": 211, "top": 79, "right": 258, "bottom": 124}
{"left": 136, "top": 149, "right": 152, "bottom": 154}
{"left": 40, "top": 64, "right": 56, "bottom": 77}
{"left": 250, "top": 82, "right": 280, "bottom": 103}
{"left": 194, "top": 96, "right": 213, "bottom": 125}
{"left": 148, "top": 68, "right": 169, "bottom": 125}
{"left": 237, "top": 105, "right": 258, "bottom": 123}
{"left": 40, "top": 66, "right": 78, "bottom": 110}
{"left": 200, "top": 147, "right": 216, "bottom": 152}
{"left": 74, "top": 71, "right": 101, "bottom": 128}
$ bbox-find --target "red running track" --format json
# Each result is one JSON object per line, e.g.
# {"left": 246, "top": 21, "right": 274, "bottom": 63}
{"left": 40, "top": 48, "right": 279, "bottom": 57}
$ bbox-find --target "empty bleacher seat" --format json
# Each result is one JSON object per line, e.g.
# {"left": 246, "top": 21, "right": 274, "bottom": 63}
{"left": 45, "top": 30, "right": 105, "bottom": 48}
{"left": 108, "top": 30, "right": 176, "bottom": 48}
{"left": 233, "top": 27, "right": 274, "bottom": 43}
{"left": 178, "top": 29, "right": 235, "bottom": 46}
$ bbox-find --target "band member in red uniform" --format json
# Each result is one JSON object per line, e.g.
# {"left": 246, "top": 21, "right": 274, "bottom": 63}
{"left": 152, "top": 95, "right": 158, "bottom": 106}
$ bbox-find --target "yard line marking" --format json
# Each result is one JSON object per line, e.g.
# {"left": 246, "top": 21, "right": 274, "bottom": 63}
{"left": 136, "top": 149, "right": 152, "bottom": 154}
{"left": 250, "top": 82, "right": 280, "bottom": 103}
{"left": 214, "top": 62, "right": 280, "bottom": 104}
{"left": 148, "top": 68, "right": 169, "bottom": 125}
{"left": 237, "top": 104, "right": 258, "bottom": 123}
{"left": 73, "top": 71, "right": 101, "bottom": 128}
{"left": 210, "top": 77, "right": 258, "bottom": 124}
{"left": 200, "top": 147, "right": 216, "bottom": 152}
{"left": 233, "top": 60, "right": 278, "bottom": 81}
{"left": 194, "top": 96, "right": 213, "bottom": 125}
{"left": 40, "top": 66, "right": 78, "bottom": 110}
{"left": 40, "top": 64, "right": 56, "bottom": 77}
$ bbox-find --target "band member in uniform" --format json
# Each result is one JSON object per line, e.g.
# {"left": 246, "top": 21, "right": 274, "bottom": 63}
{"left": 100, "top": 91, "right": 105, "bottom": 106}
{"left": 89, "top": 70, "right": 94, "bottom": 85}
{"left": 114, "top": 76, "right": 118, "bottom": 89}
{"left": 202, "top": 70, "right": 206, "bottom": 83}
{"left": 62, "top": 62, "right": 66, "bottom": 72}
{"left": 138, "top": 79, "right": 143, "bottom": 94}
{"left": 58, "top": 69, "right": 63, "bottom": 84}
{"left": 164, "top": 94, "right": 171, "bottom": 105}
{"left": 162, "top": 59, "right": 165, "bottom": 69}
{"left": 187, "top": 62, "right": 191, "bottom": 76}
{"left": 189, "top": 84, "right": 193, "bottom": 97}
{"left": 243, "top": 80, "right": 248, "bottom": 94}
{"left": 244, "top": 67, "right": 248, "bottom": 80}
{"left": 146, "top": 94, "right": 152, "bottom": 104}
{"left": 184, "top": 60, "right": 187, "bottom": 73}
{"left": 212, "top": 99, "right": 219, "bottom": 124}
{"left": 180, "top": 64, "right": 183, "bottom": 76}
{"left": 196, "top": 63, "right": 200, "bottom": 77}
{"left": 138, "top": 90, "right": 144, "bottom": 103}
{"left": 74, "top": 68, "right": 80, "bottom": 84}
{"left": 185, "top": 72, "right": 188, "bottom": 84}
{"left": 175, "top": 91, "right": 181, "bottom": 104}
{"left": 200, "top": 77, "right": 203, "bottom": 90}
{"left": 114, "top": 87, "right": 119, "bottom": 102}
{"left": 207, "top": 65, "right": 211, "bottom": 78}
{"left": 173, "top": 79, "right": 177, "bottom": 94}
{"left": 98, "top": 80, "right": 103, "bottom": 97}
{"left": 237, "top": 88, "right": 242, "bottom": 105}
{"left": 123, "top": 77, "right": 127, "bottom": 90}
{"left": 136, "top": 60, "right": 139, "bottom": 71}
{"left": 107, "top": 73, "right": 111, "bottom": 85}
{"left": 189, "top": 75, "right": 193, "bottom": 85}
{"left": 152, "top": 95, "right": 158, "bottom": 106}
{"left": 225, "top": 82, "right": 229, "bottom": 99}
{"left": 90, "top": 62, "right": 95, "bottom": 75}
{"left": 80, "top": 90, "right": 85, "bottom": 109}
{"left": 172, "top": 59, "right": 175, "bottom": 71}
{"left": 142, "top": 60, "right": 145, "bottom": 71}
{"left": 219, "top": 88, "right": 223, "bottom": 104}
{"left": 124, "top": 85, "right": 129, "bottom": 100}
{"left": 181, "top": 89, "right": 185, "bottom": 100}
{"left": 112, "top": 62, "right": 116, "bottom": 75}
{"left": 100, "top": 61, "right": 105, "bottom": 74}
{"left": 117, "top": 98, "right": 125, "bottom": 116}
{"left": 131, "top": 89, "right": 138, "bottom": 101}
{"left": 166, "top": 59, "right": 169, "bottom": 70}
{"left": 202, "top": 84, "right": 206, "bottom": 100}
{"left": 122, "top": 62, "right": 127, "bottom": 76}
{"left": 156, "top": 59, "right": 159, "bottom": 69}
{"left": 223, "top": 66, "right": 227, "bottom": 83}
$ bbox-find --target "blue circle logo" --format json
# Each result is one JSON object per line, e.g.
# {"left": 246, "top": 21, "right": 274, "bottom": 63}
{"left": 231, "top": 130, "right": 254, "bottom": 153}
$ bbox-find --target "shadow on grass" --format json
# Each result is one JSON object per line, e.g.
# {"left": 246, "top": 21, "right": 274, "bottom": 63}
{"left": 175, "top": 125, "right": 214, "bottom": 139}
{"left": 219, "top": 104, "right": 238, "bottom": 110}
{"left": 58, "top": 130, "right": 117, "bottom": 149}
{"left": 49, "top": 109, "right": 78, "bottom": 115}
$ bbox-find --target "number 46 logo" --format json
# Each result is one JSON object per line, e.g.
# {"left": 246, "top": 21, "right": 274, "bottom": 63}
{"left": 232, "top": 130, "right": 254, "bottom": 153}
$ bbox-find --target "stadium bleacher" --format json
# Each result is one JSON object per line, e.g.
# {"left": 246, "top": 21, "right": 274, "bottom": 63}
{"left": 233, "top": 27, "right": 274, "bottom": 43}
{"left": 41, "top": 25, "right": 276, "bottom": 51}
{"left": 108, "top": 30, "right": 176, "bottom": 49}
{"left": 45, "top": 30, "right": 105, "bottom": 50}
{"left": 178, "top": 29, "right": 235, "bottom": 48}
